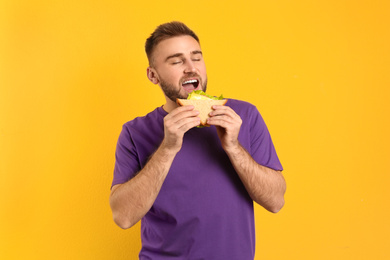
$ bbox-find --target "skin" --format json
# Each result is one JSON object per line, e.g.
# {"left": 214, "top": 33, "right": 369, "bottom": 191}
{"left": 109, "top": 35, "right": 286, "bottom": 229}
{"left": 147, "top": 35, "right": 208, "bottom": 111}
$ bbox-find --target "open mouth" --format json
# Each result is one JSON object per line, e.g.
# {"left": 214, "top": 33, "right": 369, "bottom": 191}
{"left": 182, "top": 79, "right": 199, "bottom": 91}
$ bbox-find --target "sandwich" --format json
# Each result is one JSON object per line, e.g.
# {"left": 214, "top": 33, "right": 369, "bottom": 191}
{"left": 176, "top": 90, "right": 228, "bottom": 127}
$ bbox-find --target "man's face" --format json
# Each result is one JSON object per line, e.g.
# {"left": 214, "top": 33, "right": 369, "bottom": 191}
{"left": 148, "top": 35, "right": 208, "bottom": 102}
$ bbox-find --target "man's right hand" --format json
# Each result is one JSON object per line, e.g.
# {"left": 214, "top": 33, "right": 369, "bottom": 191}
{"left": 161, "top": 105, "right": 200, "bottom": 153}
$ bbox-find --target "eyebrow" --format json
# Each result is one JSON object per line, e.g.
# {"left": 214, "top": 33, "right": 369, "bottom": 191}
{"left": 191, "top": 50, "right": 203, "bottom": 55}
{"left": 165, "top": 53, "right": 183, "bottom": 62}
{"left": 165, "top": 50, "right": 203, "bottom": 62}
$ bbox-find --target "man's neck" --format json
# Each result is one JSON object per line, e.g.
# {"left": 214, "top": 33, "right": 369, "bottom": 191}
{"left": 162, "top": 99, "right": 179, "bottom": 113}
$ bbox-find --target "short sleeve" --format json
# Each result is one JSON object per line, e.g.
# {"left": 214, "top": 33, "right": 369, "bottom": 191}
{"left": 111, "top": 125, "right": 141, "bottom": 188}
{"left": 249, "top": 106, "right": 283, "bottom": 171}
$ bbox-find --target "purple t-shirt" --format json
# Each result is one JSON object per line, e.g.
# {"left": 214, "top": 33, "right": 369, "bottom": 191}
{"left": 112, "top": 99, "right": 283, "bottom": 260}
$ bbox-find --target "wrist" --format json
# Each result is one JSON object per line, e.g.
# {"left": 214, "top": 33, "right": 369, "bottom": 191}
{"left": 223, "top": 141, "right": 242, "bottom": 156}
{"left": 159, "top": 140, "right": 180, "bottom": 157}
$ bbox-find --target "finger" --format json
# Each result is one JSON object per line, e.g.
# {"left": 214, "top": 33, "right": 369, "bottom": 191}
{"left": 165, "top": 108, "right": 199, "bottom": 124}
{"left": 165, "top": 109, "right": 200, "bottom": 131}
{"left": 175, "top": 116, "right": 201, "bottom": 131}
{"left": 207, "top": 110, "right": 242, "bottom": 128}
{"left": 167, "top": 111, "right": 200, "bottom": 128}
{"left": 168, "top": 105, "right": 195, "bottom": 118}
{"left": 211, "top": 105, "right": 234, "bottom": 111}
{"left": 209, "top": 111, "right": 240, "bottom": 125}
{"left": 210, "top": 106, "right": 238, "bottom": 118}
{"left": 179, "top": 117, "right": 201, "bottom": 132}
{"left": 207, "top": 116, "right": 235, "bottom": 128}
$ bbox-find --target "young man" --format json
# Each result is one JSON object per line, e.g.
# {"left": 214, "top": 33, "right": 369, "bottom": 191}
{"left": 110, "top": 21, "right": 286, "bottom": 260}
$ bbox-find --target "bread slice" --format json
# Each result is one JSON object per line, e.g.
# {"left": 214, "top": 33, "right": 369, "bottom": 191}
{"left": 176, "top": 98, "right": 228, "bottom": 126}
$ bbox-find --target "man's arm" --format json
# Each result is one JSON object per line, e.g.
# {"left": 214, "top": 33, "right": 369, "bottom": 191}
{"left": 109, "top": 106, "right": 200, "bottom": 229}
{"left": 223, "top": 144, "right": 286, "bottom": 213}
{"left": 207, "top": 105, "right": 286, "bottom": 213}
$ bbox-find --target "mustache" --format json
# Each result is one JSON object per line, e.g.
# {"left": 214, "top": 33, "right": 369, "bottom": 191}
{"left": 180, "top": 73, "right": 200, "bottom": 82}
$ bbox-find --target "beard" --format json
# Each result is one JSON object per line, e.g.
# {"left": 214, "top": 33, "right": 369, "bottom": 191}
{"left": 160, "top": 77, "right": 208, "bottom": 103}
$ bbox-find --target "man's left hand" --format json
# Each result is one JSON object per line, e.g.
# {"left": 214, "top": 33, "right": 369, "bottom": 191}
{"left": 207, "top": 105, "right": 242, "bottom": 152}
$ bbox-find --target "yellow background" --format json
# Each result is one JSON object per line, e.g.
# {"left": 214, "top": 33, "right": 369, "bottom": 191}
{"left": 1, "top": 0, "right": 389, "bottom": 259}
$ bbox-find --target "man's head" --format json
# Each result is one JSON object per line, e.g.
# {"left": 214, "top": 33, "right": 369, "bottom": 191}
{"left": 145, "top": 21, "right": 200, "bottom": 67}
{"left": 145, "top": 22, "right": 208, "bottom": 108}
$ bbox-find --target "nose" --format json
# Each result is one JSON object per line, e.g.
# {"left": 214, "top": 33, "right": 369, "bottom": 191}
{"left": 184, "top": 60, "right": 197, "bottom": 74}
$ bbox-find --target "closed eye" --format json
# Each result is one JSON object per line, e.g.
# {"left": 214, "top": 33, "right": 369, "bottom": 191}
{"left": 171, "top": 60, "right": 183, "bottom": 65}
{"left": 191, "top": 53, "right": 202, "bottom": 62}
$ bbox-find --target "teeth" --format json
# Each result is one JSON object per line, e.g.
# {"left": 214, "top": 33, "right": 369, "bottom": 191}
{"left": 183, "top": 79, "right": 198, "bottom": 84}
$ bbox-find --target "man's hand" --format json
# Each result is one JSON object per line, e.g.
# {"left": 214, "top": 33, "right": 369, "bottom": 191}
{"left": 207, "top": 105, "right": 242, "bottom": 152}
{"left": 161, "top": 105, "right": 200, "bottom": 153}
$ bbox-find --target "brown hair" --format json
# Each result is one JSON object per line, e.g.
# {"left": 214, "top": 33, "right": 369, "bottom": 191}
{"left": 145, "top": 21, "right": 200, "bottom": 66}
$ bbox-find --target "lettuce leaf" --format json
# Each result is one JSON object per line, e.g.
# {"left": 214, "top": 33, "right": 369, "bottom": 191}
{"left": 187, "top": 90, "right": 224, "bottom": 100}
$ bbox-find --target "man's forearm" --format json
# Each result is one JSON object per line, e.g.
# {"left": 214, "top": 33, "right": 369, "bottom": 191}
{"left": 109, "top": 144, "right": 177, "bottom": 229}
{"left": 225, "top": 143, "right": 286, "bottom": 213}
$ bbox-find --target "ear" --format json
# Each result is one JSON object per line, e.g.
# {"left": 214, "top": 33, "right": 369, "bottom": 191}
{"left": 147, "top": 67, "right": 159, "bottom": 84}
